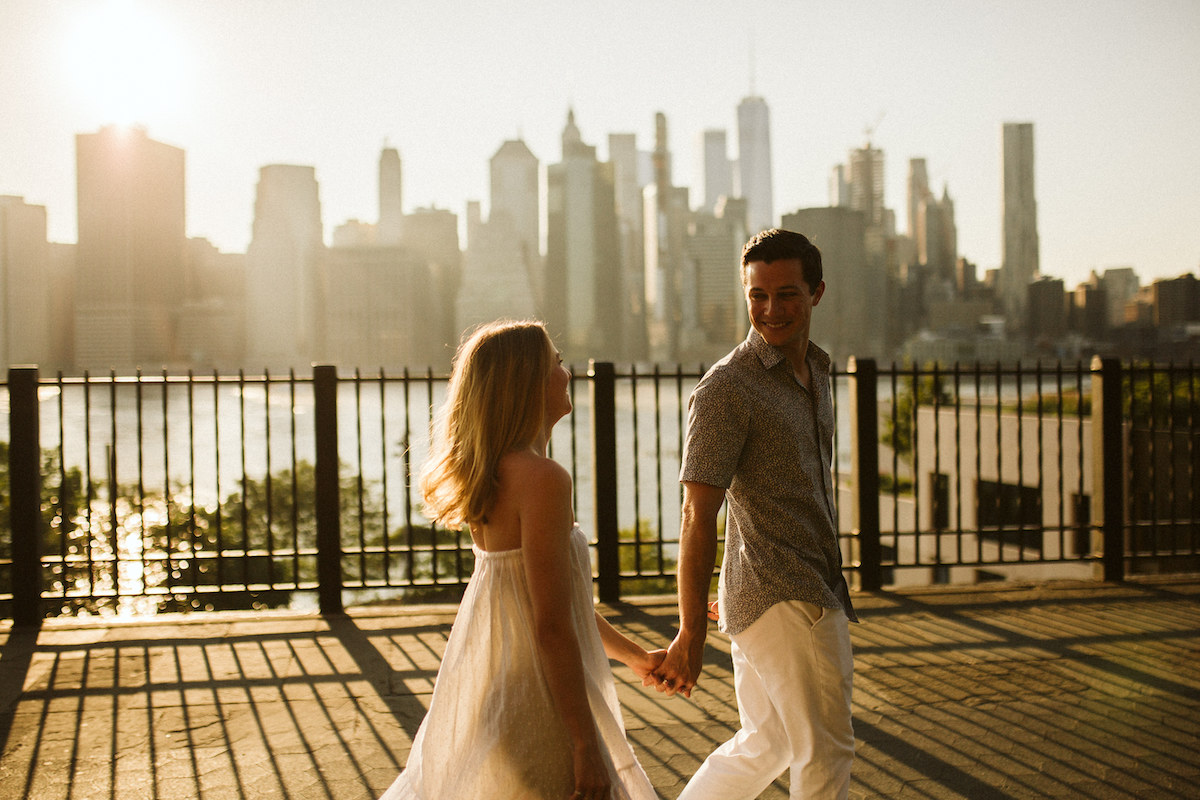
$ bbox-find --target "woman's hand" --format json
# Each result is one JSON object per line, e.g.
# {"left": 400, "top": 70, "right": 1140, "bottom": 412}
{"left": 570, "top": 739, "right": 613, "bottom": 800}
{"left": 634, "top": 648, "right": 667, "bottom": 687}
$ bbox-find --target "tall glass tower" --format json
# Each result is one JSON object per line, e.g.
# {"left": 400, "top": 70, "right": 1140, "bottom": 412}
{"left": 1000, "top": 122, "right": 1039, "bottom": 323}
{"left": 736, "top": 96, "right": 774, "bottom": 235}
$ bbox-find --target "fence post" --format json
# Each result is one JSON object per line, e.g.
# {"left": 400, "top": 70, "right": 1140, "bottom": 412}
{"left": 848, "top": 358, "right": 882, "bottom": 591}
{"left": 590, "top": 361, "right": 620, "bottom": 603}
{"left": 313, "top": 364, "right": 344, "bottom": 614}
{"left": 1092, "top": 356, "right": 1125, "bottom": 582}
{"left": 9, "top": 367, "right": 44, "bottom": 627}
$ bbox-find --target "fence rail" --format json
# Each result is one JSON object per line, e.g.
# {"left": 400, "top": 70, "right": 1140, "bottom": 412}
{"left": 2, "top": 356, "right": 1198, "bottom": 624}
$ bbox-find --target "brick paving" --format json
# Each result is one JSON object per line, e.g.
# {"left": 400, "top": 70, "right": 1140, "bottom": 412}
{"left": 2, "top": 577, "right": 1198, "bottom": 799}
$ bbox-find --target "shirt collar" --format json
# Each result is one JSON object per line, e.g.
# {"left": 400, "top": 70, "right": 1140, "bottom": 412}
{"left": 744, "top": 328, "right": 832, "bottom": 376}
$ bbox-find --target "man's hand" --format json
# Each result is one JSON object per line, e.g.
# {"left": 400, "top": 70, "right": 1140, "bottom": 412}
{"left": 649, "top": 628, "right": 706, "bottom": 698}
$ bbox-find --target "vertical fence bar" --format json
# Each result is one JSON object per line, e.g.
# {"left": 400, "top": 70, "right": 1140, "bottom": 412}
{"left": 1092, "top": 356, "right": 1125, "bottom": 581}
{"left": 590, "top": 361, "right": 620, "bottom": 603}
{"left": 849, "top": 358, "right": 881, "bottom": 591}
{"left": 314, "top": 364, "right": 344, "bottom": 614}
{"left": 10, "top": 367, "right": 44, "bottom": 626}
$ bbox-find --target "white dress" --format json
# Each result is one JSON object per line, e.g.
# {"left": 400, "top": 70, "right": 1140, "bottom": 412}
{"left": 379, "top": 525, "right": 659, "bottom": 800}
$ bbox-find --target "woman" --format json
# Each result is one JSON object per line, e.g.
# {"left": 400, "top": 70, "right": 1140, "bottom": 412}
{"left": 380, "top": 320, "right": 663, "bottom": 800}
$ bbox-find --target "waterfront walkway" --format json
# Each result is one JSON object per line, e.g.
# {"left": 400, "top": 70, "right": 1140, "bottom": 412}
{"left": 2, "top": 577, "right": 1198, "bottom": 799}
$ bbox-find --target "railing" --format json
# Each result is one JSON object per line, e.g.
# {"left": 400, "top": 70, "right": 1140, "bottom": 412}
{"left": 2, "top": 357, "right": 1198, "bottom": 624}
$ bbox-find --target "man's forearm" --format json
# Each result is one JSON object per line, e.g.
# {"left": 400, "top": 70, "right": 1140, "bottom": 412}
{"left": 677, "top": 509, "right": 718, "bottom": 639}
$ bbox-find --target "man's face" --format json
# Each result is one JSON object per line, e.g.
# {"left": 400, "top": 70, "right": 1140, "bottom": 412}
{"left": 743, "top": 258, "right": 825, "bottom": 352}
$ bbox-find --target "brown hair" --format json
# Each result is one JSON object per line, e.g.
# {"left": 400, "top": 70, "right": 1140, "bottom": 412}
{"left": 420, "top": 320, "right": 556, "bottom": 528}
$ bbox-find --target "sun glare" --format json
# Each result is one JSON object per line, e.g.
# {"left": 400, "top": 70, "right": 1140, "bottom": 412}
{"left": 63, "top": 0, "right": 187, "bottom": 127}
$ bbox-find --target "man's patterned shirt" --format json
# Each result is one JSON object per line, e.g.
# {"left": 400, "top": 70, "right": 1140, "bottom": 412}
{"left": 680, "top": 329, "right": 857, "bottom": 635}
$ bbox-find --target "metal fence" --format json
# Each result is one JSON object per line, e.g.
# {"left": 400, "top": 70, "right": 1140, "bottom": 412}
{"left": 2, "top": 357, "right": 1198, "bottom": 623}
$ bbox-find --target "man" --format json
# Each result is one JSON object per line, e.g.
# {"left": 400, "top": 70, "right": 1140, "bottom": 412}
{"left": 653, "top": 228, "right": 857, "bottom": 798}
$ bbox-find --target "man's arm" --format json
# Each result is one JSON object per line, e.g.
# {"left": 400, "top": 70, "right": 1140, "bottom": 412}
{"left": 652, "top": 480, "right": 725, "bottom": 698}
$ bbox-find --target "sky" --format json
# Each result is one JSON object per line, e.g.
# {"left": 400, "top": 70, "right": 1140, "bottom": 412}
{"left": 2, "top": 0, "right": 1198, "bottom": 288}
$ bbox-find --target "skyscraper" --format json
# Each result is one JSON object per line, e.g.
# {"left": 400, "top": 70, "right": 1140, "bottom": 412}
{"left": 545, "top": 109, "right": 622, "bottom": 360}
{"left": 918, "top": 186, "right": 958, "bottom": 284}
{"left": 906, "top": 158, "right": 930, "bottom": 239}
{"left": 644, "top": 112, "right": 692, "bottom": 362}
{"left": 378, "top": 145, "right": 403, "bottom": 244}
{"left": 458, "top": 200, "right": 536, "bottom": 336}
{"left": 685, "top": 196, "right": 748, "bottom": 362}
{"left": 608, "top": 132, "right": 648, "bottom": 360}
{"left": 784, "top": 206, "right": 883, "bottom": 362}
{"left": 846, "top": 143, "right": 887, "bottom": 259}
{"left": 1000, "top": 122, "right": 1039, "bottom": 322}
{"left": 74, "top": 125, "right": 186, "bottom": 369}
{"left": 736, "top": 95, "right": 774, "bottom": 234}
{"left": 245, "top": 164, "right": 323, "bottom": 369}
{"left": 698, "top": 129, "right": 733, "bottom": 214}
{"left": 489, "top": 138, "right": 540, "bottom": 274}
{"left": 848, "top": 145, "right": 885, "bottom": 230}
{"left": 0, "top": 195, "right": 51, "bottom": 366}
{"left": 400, "top": 205, "right": 460, "bottom": 358}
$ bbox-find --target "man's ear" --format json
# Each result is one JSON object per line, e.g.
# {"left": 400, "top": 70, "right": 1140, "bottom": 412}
{"left": 811, "top": 280, "right": 826, "bottom": 306}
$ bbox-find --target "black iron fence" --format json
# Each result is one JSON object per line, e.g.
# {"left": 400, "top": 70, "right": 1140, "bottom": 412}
{"left": 2, "top": 357, "right": 1198, "bottom": 624}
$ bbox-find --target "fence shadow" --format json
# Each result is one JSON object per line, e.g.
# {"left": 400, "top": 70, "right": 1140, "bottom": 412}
{"left": 849, "top": 580, "right": 1200, "bottom": 799}
{"left": 0, "top": 614, "right": 441, "bottom": 799}
{"left": 2, "top": 583, "right": 1197, "bottom": 799}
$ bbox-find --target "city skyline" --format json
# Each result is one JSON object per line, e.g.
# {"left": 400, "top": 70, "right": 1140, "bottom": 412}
{"left": 2, "top": 0, "right": 1198, "bottom": 288}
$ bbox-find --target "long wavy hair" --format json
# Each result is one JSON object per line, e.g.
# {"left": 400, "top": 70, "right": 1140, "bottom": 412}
{"left": 420, "top": 320, "right": 556, "bottom": 529}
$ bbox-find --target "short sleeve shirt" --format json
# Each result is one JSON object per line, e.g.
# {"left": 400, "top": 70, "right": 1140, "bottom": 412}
{"left": 680, "top": 329, "right": 857, "bottom": 635}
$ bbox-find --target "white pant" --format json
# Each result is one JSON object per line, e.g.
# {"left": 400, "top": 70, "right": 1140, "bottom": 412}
{"left": 678, "top": 600, "right": 854, "bottom": 800}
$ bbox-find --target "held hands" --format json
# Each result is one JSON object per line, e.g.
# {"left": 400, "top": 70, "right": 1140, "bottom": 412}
{"left": 629, "top": 647, "right": 667, "bottom": 686}
{"left": 646, "top": 602, "right": 717, "bottom": 698}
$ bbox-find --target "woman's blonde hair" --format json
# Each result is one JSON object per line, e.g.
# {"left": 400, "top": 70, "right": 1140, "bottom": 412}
{"left": 420, "top": 320, "right": 557, "bottom": 529}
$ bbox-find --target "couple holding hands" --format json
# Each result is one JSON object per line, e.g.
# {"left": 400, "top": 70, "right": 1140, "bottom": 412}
{"left": 380, "top": 230, "right": 856, "bottom": 800}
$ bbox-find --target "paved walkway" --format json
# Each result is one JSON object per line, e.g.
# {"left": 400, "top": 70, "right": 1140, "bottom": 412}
{"left": 2, "top": 577, "right": 1198, "bottom": 799}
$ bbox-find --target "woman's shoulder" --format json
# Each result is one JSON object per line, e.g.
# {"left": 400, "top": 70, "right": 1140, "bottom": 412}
{"left": 498, "top": 450, "right": 571, "bottom": 494}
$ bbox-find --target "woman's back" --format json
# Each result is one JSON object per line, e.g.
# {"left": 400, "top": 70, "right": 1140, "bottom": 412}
{"left": 468, "top": 449, "right": 573, "bottom": 553}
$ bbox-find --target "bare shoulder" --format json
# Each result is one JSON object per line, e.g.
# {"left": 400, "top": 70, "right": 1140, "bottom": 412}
{"left": 498, "top": 450, "right": 573, "bottom": 537}
{"left": 499, "top": 450, "right": 571, "bottom": 495}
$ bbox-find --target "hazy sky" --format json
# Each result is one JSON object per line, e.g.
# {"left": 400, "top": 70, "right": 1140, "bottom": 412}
{"left": 3, "top": 0, "right": 1197, "bottom": 287}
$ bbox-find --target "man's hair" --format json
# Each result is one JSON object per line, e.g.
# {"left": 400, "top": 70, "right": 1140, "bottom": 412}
{"left": 420, "top": 319, "right": 557, "bottom": 528}
{"left": 740, "top": 228, "right": 823, "bottom": 291}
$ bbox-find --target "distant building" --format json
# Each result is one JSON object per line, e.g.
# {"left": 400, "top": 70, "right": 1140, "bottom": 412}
{"left": 457, "top": 200, "right": 537, "bottom": 336}
{"left": 245, "top": 164, "right": 323, "bottom": 371}
{"left": 1026, "top": 276, "right": 1067, "bottom": 349}
{"left": 74, "top": 125, "right": 186, "bottom": 370}
{"left": 917, "top": 185, "right": 957, "bottom": 286}
{"left": 844, "top": 142, "right": 888, "bottom": 260}
{"left": 784, "top": 206, "right": 885, "bottom": 363}
{"left": 644, "top": 113, "right": 693, "bottom": 362}
{"left": 999, "top": 122, "right": 1039, "bottom": 324}
{"left": 320, "top": 244, "right": 440, "bottom": 369}
{"left": 1097, "top": 267, "right": 1139, "bottom": 329}
{"left": 0, "top": 195, "right": 52, "bottom": 367}
{"left": 608, "top": 132, "right": 648, "bottom": 361}
{"left": 1152, "top": 273, "right": 1200, "bottom": 328}
{"left": 1070, "top": 282, "right": 1108, "bottom": 342}
{"left": 176, "top": 237, "right": 245, "bottom": 369}
{"left": 332, "top": 219, "right": 377, "bottom": 248}
{"left": 736, "top": 96, "right": 774, "bottom": 234}
{"left": 906, "top": 158, "right": 930, "bottom": 240}
{"left": 829, "top": 164, "right": 850, "bottom": 208}
{"left": 545, "top": 109, "right": 623, "bottom": 362}
{"left": 489, "top": 139, "right": 540, "bottom": 283}
{"left": 697, "top": 129, "right": 733, "bottom": 215}
{"left": 378, "top": 145, "right": 403, "bottom": 244}
{"left": 682, "top": 197, "right": 748, "bottom": 363}
{"left": 401, "top": 206, "right": 460, "bottom": 359}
